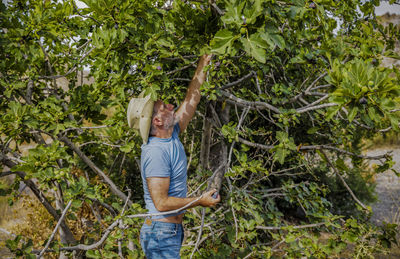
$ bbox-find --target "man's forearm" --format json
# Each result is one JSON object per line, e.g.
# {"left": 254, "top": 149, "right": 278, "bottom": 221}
{"left": 185, "top": 55, "right": 211, "bottom": 105}
{"left": 156, "top": 196, "right": 202, "bottom": 212}
{"left": 177, "top": 55, "right": 212, "bottom": 131}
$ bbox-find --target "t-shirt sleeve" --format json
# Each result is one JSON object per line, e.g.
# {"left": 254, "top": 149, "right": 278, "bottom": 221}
{"left": 173, "top": 123, "right": 180, "bottom": 137}
{"left": 142, "top": 147, "right": 171, "bottom": 178}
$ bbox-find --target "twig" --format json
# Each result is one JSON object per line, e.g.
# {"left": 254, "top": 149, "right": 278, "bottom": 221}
{"left": 320, "top": 150, "right": 368, "bottom": 211}
{"left": 0, "top": 171, "right": 16, "bottom": 177}
{"left": 231, "top": 197, "right": 238, "bottom": 241}
{"left": 166, "top": 61, "right": 197, "bottom": 75}
{"left": 286, "top": 73, "right": 328, "bottom": 104}
{"left": 220, "top": 90, "right": 281, "bottom": 114}
{"left": 172, "top": 78, "right": 191, "bottom": 82}
{"left": 211, "top": 2, "right": 224, "bottom": 15}
{"left": 61, "top": 191, "right": 132, "bottom": 252}
{"left": 117, "top": 190, "right": 131, "bottom": 259}
{"left": 190, "top": 208, "right": 206, "bottom": 259}
{"left": 72, "top": 1, "right": 101, "bottom": 25}
{"left": 79, "top": 141, "right": 122, "bottom": 148}
{"left": 120, "top": 189, "right": 131, "bottom": 216}
{"left": 61, "top": 220, "right": 120, "bottom": 251}
{"left": 220, "top": 72, "right": 254, "bottom": 90}
{"left": 37, "top": 200, "right": 73, "bottom": 258}
{"left": 295, "top": 103, "right": 338, "bottom": 114}
{"left": 310, "top": 84, "right": 332, "bottom": 91}
{"left": 61, "top": 125, "right": 110, "bottom": 134}
{"left": 305, "top": 72, "right": 328, "bottom": 93}
{"left": 298, "top": 94, "right": 329, "bottom": 110}
{"left": 256, "top": 221, "right": 327, "bottom": 230}
{"left": 86, "top": 197, "right": 117, "bottom": 216}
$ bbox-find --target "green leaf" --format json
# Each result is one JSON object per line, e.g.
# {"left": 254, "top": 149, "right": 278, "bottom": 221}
{"left": 221, "top": 0, "right": 246, "bottom": 27}
{"left": 347, "top": 106, "right": 358, "bottom": 122}
{"left": 367, "top": 107, "right": 379, "bottom": 122}
{"left": 269, "top": 34, "right": 286, "bottom": 49}
{"left": 307, "top": 127, "right": 319, "bottom": 134}
{"left": 274, "top": 147, "right": 289, "bottom": 164}
{"left": 241, "top": 33, "right": 268, "bottom": 63}
{"left": 210, "top": 29, "right": 237, "bottom": 55}
{"left": 120, "top": 144, "right": 133, "bottom": 153}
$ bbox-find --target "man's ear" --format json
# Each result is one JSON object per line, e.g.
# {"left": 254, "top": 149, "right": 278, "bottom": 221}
{"left": 153, "top": 116, "right": 163, "bottom": 126}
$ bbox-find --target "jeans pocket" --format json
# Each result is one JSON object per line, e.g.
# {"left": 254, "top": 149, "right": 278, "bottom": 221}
{"left": 158, "top": 229, "right": 177, "bottom": 238}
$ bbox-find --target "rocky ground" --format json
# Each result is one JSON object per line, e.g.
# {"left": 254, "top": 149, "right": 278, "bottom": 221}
{"left": 367, "top": 148, "right": 400, "bottom": 225}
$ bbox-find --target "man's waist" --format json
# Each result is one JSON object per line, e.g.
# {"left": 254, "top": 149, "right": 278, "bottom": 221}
{"left": 147, "top": 213, "right": 184, "bottom": 224}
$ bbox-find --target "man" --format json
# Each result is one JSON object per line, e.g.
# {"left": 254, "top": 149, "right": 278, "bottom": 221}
{"left": 127, "top": 54, "right": 220, "bottom": 258}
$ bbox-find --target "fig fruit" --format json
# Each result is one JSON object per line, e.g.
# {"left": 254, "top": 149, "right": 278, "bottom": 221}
{"left": 359, "top": 97, "right": 368, "bottom": 105}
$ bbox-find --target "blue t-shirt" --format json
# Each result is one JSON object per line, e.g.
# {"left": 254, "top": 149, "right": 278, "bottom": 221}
{"left": 140, "top": 124, "right": 188, "bottom": 219}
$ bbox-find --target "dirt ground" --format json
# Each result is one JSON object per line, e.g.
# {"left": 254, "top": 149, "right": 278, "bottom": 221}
{"left": 367, "top": 148, "right": 400, "bottom": 225}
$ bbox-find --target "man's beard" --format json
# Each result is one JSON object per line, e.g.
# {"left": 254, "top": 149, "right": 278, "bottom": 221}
{"left": 164, "top": 113, "right": 180, "bottom": 129}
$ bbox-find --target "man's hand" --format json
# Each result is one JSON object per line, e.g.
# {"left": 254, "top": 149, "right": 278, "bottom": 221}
{"left": 199, "top": 54, "right": 212, "bottom": 66}
{"left": 199, "top": 189, "right": 220, "bottom": 207}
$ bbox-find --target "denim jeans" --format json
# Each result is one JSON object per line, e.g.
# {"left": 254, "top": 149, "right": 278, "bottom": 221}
{"left": 140, "top": 220, "right": 184, "bottom": 259}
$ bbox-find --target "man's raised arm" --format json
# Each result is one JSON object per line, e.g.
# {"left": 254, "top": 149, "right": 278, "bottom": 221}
{"left": 176, "top": 54, "right": 212, "bottom": 132}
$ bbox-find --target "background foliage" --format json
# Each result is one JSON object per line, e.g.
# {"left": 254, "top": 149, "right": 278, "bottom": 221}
{"left": 1, "top": 0, "right": 400, "bottom": 258}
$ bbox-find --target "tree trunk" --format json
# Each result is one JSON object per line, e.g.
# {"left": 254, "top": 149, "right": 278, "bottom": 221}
{"left": 207, "top": 103, "right": 230, "bottom": 192}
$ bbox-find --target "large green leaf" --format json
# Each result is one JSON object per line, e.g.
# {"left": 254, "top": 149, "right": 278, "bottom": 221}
{"left": 259, "top": 31, "right": 286, "bottom": 50}
{"left": 210, "top": 29, "right": 237, "bottom": 54}
{"left": 221, "top": 0, "right": 246, "bottom": 27}
{"left": 241, "top": 32, "right": 269, "bottom": 63}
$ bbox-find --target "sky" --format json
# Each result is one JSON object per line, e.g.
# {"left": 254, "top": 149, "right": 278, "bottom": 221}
{"left": 375, "top": 1, "right": 400, "bottom": 15}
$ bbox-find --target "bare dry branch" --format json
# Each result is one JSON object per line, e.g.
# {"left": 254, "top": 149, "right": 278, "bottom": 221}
{"left": 256, "top": 221, "right": 327, "bottom": 230}
{"left": 38, "top": 200, "right": 73, "bottom": 258}
{"left": 59, "top": 136, "right": 132, "bottom": 206}
{"left": 220, "top": 72, "right": 254, "bottom": 90}
{"left": 190, "top": 208, "right": 206, "bottom": 259}
{"left": 220, "top": 90, "right": 281, "bottom": 114}
{"left": 320, "top": 150, "right": 368, "bottom": 211}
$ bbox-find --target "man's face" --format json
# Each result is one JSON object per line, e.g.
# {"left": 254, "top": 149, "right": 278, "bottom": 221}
{"left": 154, "top": 100, "right": 178, "bottom": 129}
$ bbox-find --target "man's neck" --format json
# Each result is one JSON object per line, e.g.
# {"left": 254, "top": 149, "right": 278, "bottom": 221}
{"left": 153, "top": 127, "right": 174, "bottom": 139}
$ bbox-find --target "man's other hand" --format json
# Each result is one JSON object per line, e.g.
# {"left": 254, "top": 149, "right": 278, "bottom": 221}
{"left": 200, "top": 54, "right": 212, "bottom": 65}
{"left": 200, "top": 189, "right": 220, "bottom": 207}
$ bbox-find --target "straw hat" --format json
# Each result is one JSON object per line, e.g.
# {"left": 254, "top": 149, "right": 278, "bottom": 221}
{"left": 127, "top": 92, "right": 155, "bottom": 144}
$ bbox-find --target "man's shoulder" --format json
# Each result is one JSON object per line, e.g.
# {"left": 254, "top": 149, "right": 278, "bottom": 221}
{"left": 141, "top": 143, "right": 169, "bottom": 160}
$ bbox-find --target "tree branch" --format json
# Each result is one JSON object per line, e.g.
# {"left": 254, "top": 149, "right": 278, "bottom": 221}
{"left": 220, "top": 72, "right": 254, "bottom": 90}
{"left": 58, "top": 136, "right": 132, "bottom": 206}
{"left": 295, "top": 103, "right": 338, "bottom": 114}
{"left": 256, "top": 221, "right": 327, "bottom": 230}
{"left": 0, "top": 171, "right": 16, "bottom": 177}
{"left": 190, "top": 208, "right": 206, "bottom": 259}
{"left": 220, "top": 90, "right": 281, "bottom": 114}
{"left": 38, "top": 200, "right": 73, "bottom": 258}
{"left": 166, "top": 60, "right": 197, "bottom": 75}
{"left": 320, "top": 150, "right": 368, "bottom": 211}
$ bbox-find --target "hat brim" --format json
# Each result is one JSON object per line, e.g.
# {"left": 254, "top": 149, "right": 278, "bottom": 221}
{"left": 127, "top": 94, "right": 154, "bottom": 144}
